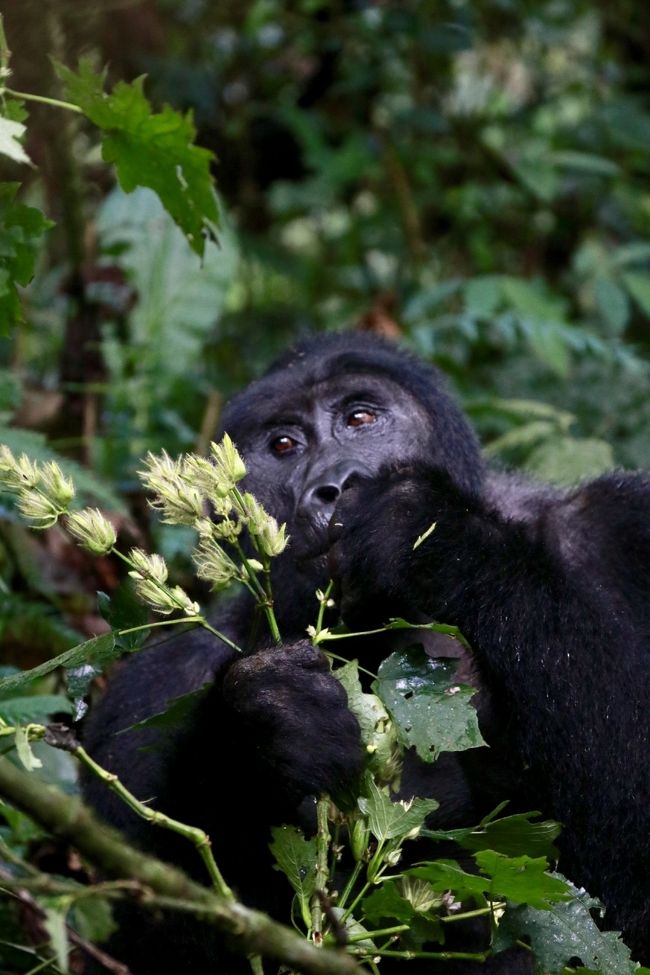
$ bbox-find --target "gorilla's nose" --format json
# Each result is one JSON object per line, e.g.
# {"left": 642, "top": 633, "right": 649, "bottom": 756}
{"left": 302, "top": 461, "right": 371, "bottom": 517}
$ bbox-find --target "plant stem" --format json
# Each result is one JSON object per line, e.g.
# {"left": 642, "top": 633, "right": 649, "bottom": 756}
{"left": 5, "top": 87, "right": 82, "bottom": 113}
{"left": 73, "top": 744, "right": 233, "bottom": 900}
{"left": 310, "top": 798, "right": 330, "bottom": 945}
{"left": 347, "top": 925, "right": 408, "bottom": 944}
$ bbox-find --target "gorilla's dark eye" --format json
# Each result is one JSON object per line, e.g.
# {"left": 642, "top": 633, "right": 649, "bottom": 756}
{"left": 270, "top": 435, "right": 298, "bottom": 454}
{"left": 347, "top": 409, "right": 377, "bottom": 428}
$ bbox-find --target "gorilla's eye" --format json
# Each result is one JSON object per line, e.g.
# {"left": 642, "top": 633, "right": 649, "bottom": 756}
{"left": 270, "top": 435, "right": 298, "bottom": 454}
{"left": 347, "top": 409, "right": 377, "bottom": 427}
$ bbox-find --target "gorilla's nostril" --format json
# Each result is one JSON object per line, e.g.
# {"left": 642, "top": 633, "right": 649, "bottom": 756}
{"left": 316, "top": 485, "right": 340, "bottom": 504}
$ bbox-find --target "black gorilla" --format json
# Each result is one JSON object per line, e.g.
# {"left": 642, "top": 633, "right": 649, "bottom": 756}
{"left": 82, "top": 332, "right": 650, "bottom": 974}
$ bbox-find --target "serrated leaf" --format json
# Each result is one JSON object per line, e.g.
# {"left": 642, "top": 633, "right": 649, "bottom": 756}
{"left": 474, "top": 851, "right": 571, "bottom": 909}
{"left": 0, "top": 695, "right": 73, "bottom": 725}
{"left": 373, "top": 647, "right": 485, "bottom": 761}
{"left": 0, "top": 117, "right": 32, "bottom": 166}
{"left": 494, "top": 884, "right": 638, "bottom": 975}
{"left": 407, "top": 860, "right": 488, "bottom": 901}
{"left": 0, "top": 633, "right": 117, "bottom": 697}
{"left": 425, "top": 810, "right": 561, "bottom": 860}
{"left": 269, "top": 825, "right": 317, "bottom": 930}
{"left": 57, "top": 60, "right": 219, "bottom": 257}
{"left": 14, "top": 726, "right": 42, "bottom": 771}
{"left": 358, "top": 776, "right": 438, "bottom": 842}
{"left": 43, "top": 905, "right": 69, "bottom": 973}
{"left": 362, "top": 878, "right": 445, "bottom": 948}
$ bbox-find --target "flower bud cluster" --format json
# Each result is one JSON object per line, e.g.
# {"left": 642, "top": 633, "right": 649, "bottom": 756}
{"left": 139, "top": 436, "right": 288, "bottom": 594}
{"left": 127, "top": 548, "right": 199, "bottom": 617}
{"left": 67, "top": 508, "right": 117, "bottom": 555}
{"left": 0, "top": 446, "right": 75, "bottom": 529}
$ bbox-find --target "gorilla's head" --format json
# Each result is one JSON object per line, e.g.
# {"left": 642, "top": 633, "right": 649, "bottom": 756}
{"left": 221, "top": 333, "right": 482, "bottom": 621}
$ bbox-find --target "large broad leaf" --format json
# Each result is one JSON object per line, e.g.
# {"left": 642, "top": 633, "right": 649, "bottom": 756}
{"left": 374, "top": 647, "right": 485, "bottom": 761}
{"left": 0, "top": 695, "right": 73, "bottom": 724}
{"left": 269, "top": 825, "right": 317, "bottom": 930}
{"left": 0, "top": 184, "right": 53, "bottom": 333}
{"left": 57, "top": 59, "right": 219, "bottom": 257}
{"left": 622, "top": 272, "right": 650, "bottom": 318}
{"left": 494, "top": 884, "right": 640, "bottom": 975}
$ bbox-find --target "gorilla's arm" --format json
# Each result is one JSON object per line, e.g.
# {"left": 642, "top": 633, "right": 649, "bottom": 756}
{"left": 331, "top": 464, "right": 650, "bottom": 956}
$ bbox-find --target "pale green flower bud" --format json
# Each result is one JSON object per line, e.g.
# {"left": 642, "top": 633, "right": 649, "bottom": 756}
{"left": 169, "top": 585, "right": 201, "bottom": 617}
{"left": 350, "top": 817, "right": 371, "bottom": 862}
{"left": 257, "top": 516, "right": 288, "bottom": 557}
{"left": 0, "top": 447, "right": 40, "bottom": 491}
{"left": 193, "top": 537, "right": 239, "bottom": 591}
{"left": 182, "top": 455, "right": 232, "bottom": 503}
{"left": 130, "top": 576, "right": 177, "bottom": 615}
{"left": 128, "top": 548, "right": 168, "bottom": 584}
{"left": 40, "top": 462, "right": 75, "bottom": 509}
{"left": 17, "top": 491, "right": 60, "bottom": 529}
{"left": 66, "top": 508, "right": 117, "bottom": 555}
{"left": 210, "top": 434, "right": 246, "bottom": 488}
{"left": 139, "top": 451, "right": 205, "bottom": 525}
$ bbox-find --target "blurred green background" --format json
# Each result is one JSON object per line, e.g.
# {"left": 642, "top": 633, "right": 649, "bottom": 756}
{"left": 3, "top": 0, "right": 650, "bottom": 508}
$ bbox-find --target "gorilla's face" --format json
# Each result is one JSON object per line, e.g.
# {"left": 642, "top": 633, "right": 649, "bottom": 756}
{"left": 228, "top": 372, "right": 432, "bottom": 563}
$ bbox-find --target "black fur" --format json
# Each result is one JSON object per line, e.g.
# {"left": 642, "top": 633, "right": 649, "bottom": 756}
{"left": 82, "top": 333, "right": 650, "bottom": 973}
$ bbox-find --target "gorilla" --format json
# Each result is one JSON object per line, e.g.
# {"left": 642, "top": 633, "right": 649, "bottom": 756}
{"left": 82, "top": 331, "right": 650, "bottom": 975}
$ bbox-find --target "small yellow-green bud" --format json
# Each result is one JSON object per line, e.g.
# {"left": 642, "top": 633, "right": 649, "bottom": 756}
{"left": 169, "top": 585, "right": 201, "bottom": 617}
{"left": 257, "top": 516, "right": 288, "bottom": 558}
{"left": 193, "top": 536, "right": 238, "bottom": 591}
{"left": 40, "top": 461, "right": 75, "bottom": 508}
{"left": 139, "top": 451, "right": 205, "bottom": 525}
{"left": 210, "top": 433, "right": 246, "bottom": 485}
{"left": 67, "top": 508, "right": 117, "bottom": 555}
{"left": 350, "top": 817, "right": 371, "bottom": 862}
{"left": 17, "top": 490, "right": 61, "bottom": 529}
{"left": 128, "top": 548, "right": 168, "bottom": 584}
{"left": 0, "top": 447, "right": 40, "bottom": 492}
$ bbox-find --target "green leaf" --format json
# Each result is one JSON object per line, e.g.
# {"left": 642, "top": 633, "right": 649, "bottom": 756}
{"left": 526, "top": 437, "right": 614, "bottom": 486}
{"left": 520, "top": 319, "right": 571, "bottom": 377}
{"left": 119, "top": 683, "right": 211, "bottom": 735}
{"left": 269, "top": 825, "right": 317, "bottom": 930}
{"left": 14, "top": 726, "right": 42, "bottom": 771}
{"left": 334, "top": 660, "right": 400, "bottom": 786}
{"left": 474, "top": 851, "right": 571, "bottom": 909}
{"left": 43, "top": 905, "right": 70, "bottom": 973}
{"left": 494, "top": 885, "right": 638, "bottom": 975}
{"left": 0, "top": 633, "right": 117, "bottom": 697}
{"left": 358, "top": 776, "right": 438, "bottom": 842}
{"left": 407, "top": 860, "right": 488, "bottom": 901}
{"left": 464, "top": 276, "right": 503, "bottom": 317}
{"left": 0, "top": 695, "right": 73, "bottom": 724}
{"left": 97, "top": 581, "right": 150, "bottom": 651}
{"left": 622, "top": 272, "right": 650, "bottom": 317}
{"left": 70, "top": 896, "right": 116, "bottom": 944}
{"left": 594, "top": 278, "right": 629, "bottom": 334}
{"left": 362, "top": 879, "right": 445, "bottom": 949}
{"left": 425, "top": 810, "right": 561, "bottom": 860}
{"left": 57, "top": 60, "right": 219, "bottom": 257}
{"left": 550, "top": 151, "right": 620, "bottom": 177}
{"left": 0, "top": 183, "right": 53, "bottom": 333}
{"left": 0, "top": 117, "right": 32, "bottom": 166}
{"left": 374, "top": 646, "right": 485, "bottom": 761}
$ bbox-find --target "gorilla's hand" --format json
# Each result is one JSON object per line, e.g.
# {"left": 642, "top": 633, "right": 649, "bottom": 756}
{"left": 329, "top": 464, "right": 470, "bottom": 629}
{"left": 222, "top": 642, "right": 364, "bottom": 807}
